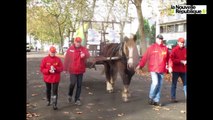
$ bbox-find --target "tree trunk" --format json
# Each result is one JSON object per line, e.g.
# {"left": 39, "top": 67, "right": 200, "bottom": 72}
{"left": 57, "top": 20, "right": 63, "bottom": 54}
{"left": 120, "top": 0, "right": 129, "bottom": 42}
{"left": 134, "top": 0, "right": 148, "bottom": 70}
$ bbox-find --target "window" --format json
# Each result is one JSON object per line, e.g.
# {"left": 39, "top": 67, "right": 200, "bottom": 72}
{"left": 167, "top": 25, "right": 175, "bottom": 33}
{"left": 184, "top": 23, "right": 186, "bottom": 32}
{"left": 160, "top": 26, "right": 166, "bottom": 33}
{"left": 175, "top": 24, "right": 178, "bottom": 32}
{"left": 175, "top": 24, "right": 184, "bottom": 32}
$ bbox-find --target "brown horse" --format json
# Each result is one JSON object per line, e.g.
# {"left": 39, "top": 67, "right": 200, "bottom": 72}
{"left": 100, "top": 34, "right": 140, "bottom": 102}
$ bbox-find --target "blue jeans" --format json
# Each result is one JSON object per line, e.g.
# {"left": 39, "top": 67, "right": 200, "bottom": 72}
{"left": 171, "top": 72, "right": 187, "bottom": 99}
{"left": 68, "top": 74, "right": 83, "bottom": 102}
{"left": 149, "top": 72, "right": 164, "bottom": 102}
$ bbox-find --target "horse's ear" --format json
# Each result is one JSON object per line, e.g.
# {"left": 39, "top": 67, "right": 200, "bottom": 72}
{"left": 123, "top": 36, "right": 129, "bottom": 42}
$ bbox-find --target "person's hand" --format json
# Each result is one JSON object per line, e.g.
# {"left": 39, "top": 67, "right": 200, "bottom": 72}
{"left": 180, "top": 60, "right": 187, "bottom": 65}
{"left": 51, "top": 65, "right": 56, "bottom": 70}
{"left": 49, "top": 65, "right": 55, "bottom": 73}
{"left": 135, "top": 65, "right": 141, "bottom": 74}
{"left": 168, "top": 67, "right": 172, "bottom": 73}
{"left": 135, "top": 65, "right": 140, "bottom": 71}
{"left": 49, "top": 69, "right": 55, "bottom": 73}
{"left": 80, "top": 52, "right": 85, "bottom": 58}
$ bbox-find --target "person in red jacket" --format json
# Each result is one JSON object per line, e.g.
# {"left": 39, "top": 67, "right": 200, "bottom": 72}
{"left": 64, "top": 37, "right": 90, "bottom": 105}
{"left": 40, "top": 46, "right": 63, "bottom": 110}
{"left": 169, "top": 37, "right": 187, "bottom": 103}
{"left": 135, "top": 34, "right": 170, "bottom": 106}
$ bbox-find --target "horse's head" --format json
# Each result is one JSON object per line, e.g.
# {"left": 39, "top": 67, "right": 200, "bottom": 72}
{"left": 123, "top": 34, "right": 140, "bottom": 70}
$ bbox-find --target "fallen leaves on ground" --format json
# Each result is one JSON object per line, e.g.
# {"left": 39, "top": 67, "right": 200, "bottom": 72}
{"left": 136, "top": 70, "right": 183, "bottom": 83}
{"left": 31, "top": 93, "right": 38, "bottom": 97}
{"left": 63, "top": 111, "right": 69, "bottom": 114}
{"left": 180, "top": 110, "right": 186, "bottom": 114}
{"left": 98, "top": 116, "right": 103, "bottom": 119}
{"left": 153, "top": 107, "right": 160, "bottom": 111}
{"left": 76, "top": 111, "right": 83, "bottom": 114}
{"left": 135, "top": 69, "right": 150, "bottom": 77}
{"left": 87, "top": 103, "right": 95, "bottom": 106}
{"left": 26, "top": 103, "right": 37, "bottom": 108}
{"left": 86, "top": 105, "right": 91, "bottom": 109}
{"left": 164, "top": 73, "right": 172, "bottom": 82}
{"left": 26, "top": 112, "right": 40, "bottom": 119}
{"left": 107, "top": 108, "right": 117, "bottom": 112}
{"left": 117, "top": 113, "right": 124, "bottom": 117}
{"left": 26, "top": 103, "right": 30, "bottom": 107}
{"left": 162, "top": 107, "right": 170, "bottom": 111}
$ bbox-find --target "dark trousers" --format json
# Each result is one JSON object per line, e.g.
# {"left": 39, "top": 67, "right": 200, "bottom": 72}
{"left": 45, "top": 82, "right": 59, "bottom": 104}
{"left": 171, "top": 72, "right": 187, "bottom": 99}
{"left": 68, "top": 74, "right": 83, "bottom": 102}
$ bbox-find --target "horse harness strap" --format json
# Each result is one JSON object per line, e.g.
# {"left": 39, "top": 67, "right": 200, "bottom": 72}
{"left": 109, "top": 43, "right": 123, "bottom": 60}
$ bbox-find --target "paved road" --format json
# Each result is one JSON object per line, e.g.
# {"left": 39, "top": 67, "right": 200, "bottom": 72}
{"left": 27, "top": 51, "right": 186, "bottom": 120}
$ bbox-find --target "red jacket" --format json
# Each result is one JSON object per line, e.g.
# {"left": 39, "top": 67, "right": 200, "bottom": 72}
{"left": 169, "top": 45, "right": 187, "bottom": 72}
{"left": 40, "top": 55, "right": 63, "bottom": 83}
{"left": 64, "top": 45, "right": 90, "bottom": 74}
{"left": 138, "top": 43, "right": 170, "bottom": 73}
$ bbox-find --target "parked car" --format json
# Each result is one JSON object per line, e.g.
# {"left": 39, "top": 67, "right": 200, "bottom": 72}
{"left": 166, "top": 39, "right": 187, "bottom": 51}
{"left": 26, "top": 43, "right": 31, "bottom": 52}
{"left": 166, "top": 39, "right": 178, "bottom": 50}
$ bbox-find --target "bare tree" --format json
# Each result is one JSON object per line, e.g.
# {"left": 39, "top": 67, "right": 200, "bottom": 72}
{"left": 131, "top": 0, "right": 146, "bottom": 56}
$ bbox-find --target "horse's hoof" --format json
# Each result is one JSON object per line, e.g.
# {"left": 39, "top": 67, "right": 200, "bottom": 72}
{"left": 122, "top": 97, "right": 129, "bottom": 102}
{"left": 107, "top": 90, "right": 114, "bottom": 93}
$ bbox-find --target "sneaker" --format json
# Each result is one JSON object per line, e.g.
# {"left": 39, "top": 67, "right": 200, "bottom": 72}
{"left": 153, "top": 102, "right": 163, "bottom": 106}
{"left": 170, "top": 99, "right": 178, "bottom": 103}
{"left": 53, "top": 104, "right": 58, "bottom": 110}
{"left": 148, "top": 98, "right": 154, "bottom": 105}
{"left": 75, "top": 100, "right": 82, "bottom": 106}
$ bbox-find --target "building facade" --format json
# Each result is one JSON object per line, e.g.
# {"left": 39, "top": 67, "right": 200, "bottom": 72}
{"left": 156, "top": 0, "right": 186, "bottom": 42}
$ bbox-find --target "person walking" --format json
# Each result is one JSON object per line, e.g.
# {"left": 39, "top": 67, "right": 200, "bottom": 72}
{"left": 40, "top": 46, "right": 63, "bottom": 110}
{"left": 64, "top": 37, "right": 90, "bottom": 105}
{"left": 135, "top": 34, "right": 170, "bottom": 106}
{"left": 169, "top": 37, "right": 187, "bottom": 102}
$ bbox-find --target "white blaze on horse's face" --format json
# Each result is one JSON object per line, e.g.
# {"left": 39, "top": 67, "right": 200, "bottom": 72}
{"left": 127, "top": 47, "right": 134, "bottom": 68}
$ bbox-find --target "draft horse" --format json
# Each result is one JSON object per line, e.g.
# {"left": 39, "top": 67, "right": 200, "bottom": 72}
{"left": 100, "top": 34, "right": 140, "bottom": 102}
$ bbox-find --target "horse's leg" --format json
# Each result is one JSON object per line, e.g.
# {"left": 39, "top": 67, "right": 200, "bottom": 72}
{"left": 118, "top": 62, "right": 135, "bottom": 102}
{"left": 109, "top": 62, "right": 118, "bottom": 92}
{"left": 104, "top": 62, "right": 114, "bottom": 93}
